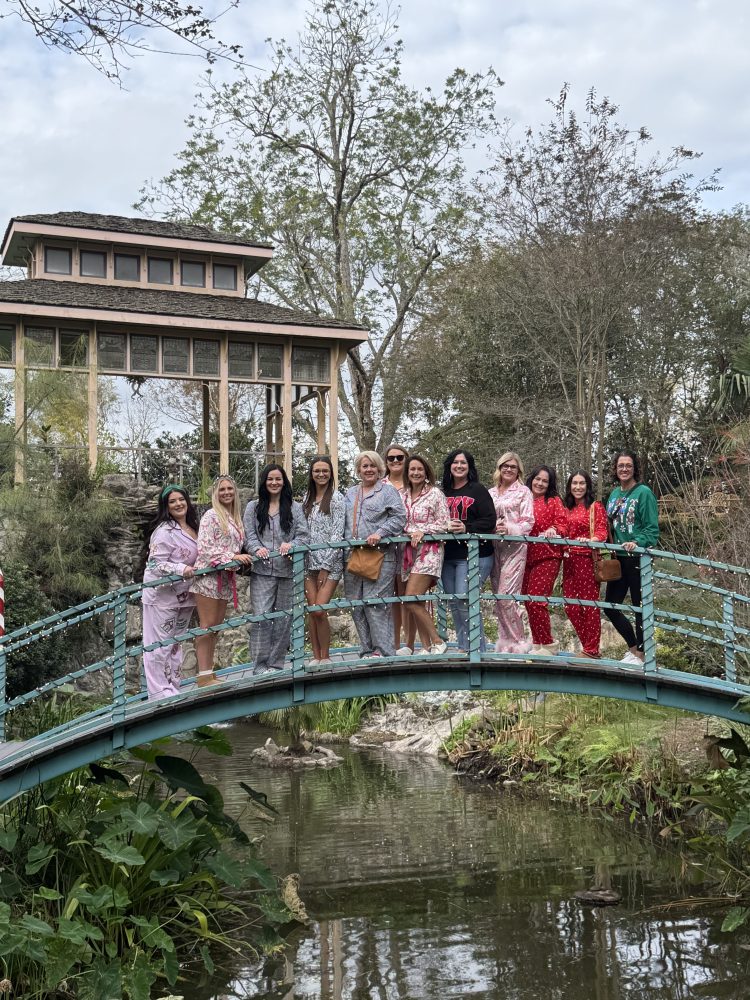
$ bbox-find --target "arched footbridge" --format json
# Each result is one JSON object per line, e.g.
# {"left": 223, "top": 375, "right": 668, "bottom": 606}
{"left": 1, "top": 535, "right": 749, "bottom": 802}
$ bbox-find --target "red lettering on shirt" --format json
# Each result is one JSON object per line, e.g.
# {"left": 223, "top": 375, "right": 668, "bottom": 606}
{"left": 446, "top": 496, "right": 475, "bottom": 520}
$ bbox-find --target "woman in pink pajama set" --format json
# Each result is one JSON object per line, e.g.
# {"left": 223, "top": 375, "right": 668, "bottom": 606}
{"left": 142, "top": 486, "right": 199, "bottom": 700}
{"left": 489, "top": 452, "right": 535, "bottom": 654}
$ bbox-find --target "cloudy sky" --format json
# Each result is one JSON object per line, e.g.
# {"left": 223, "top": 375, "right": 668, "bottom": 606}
{"left": 1, "top": 0, "right": 749, "bottom": 236}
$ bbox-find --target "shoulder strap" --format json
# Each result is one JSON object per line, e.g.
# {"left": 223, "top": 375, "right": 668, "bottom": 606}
{"left": 589, "top": 503, "right": 595, "bottom": 539}
{"left": 353, "top": 488, "right": 361, "bottom": 536}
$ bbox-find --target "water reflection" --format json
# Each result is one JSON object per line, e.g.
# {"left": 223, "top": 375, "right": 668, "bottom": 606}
{"left": 185, "top": 722, "right": 749, "bottom": 1000}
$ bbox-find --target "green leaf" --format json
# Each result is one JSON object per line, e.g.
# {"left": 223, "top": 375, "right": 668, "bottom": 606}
{"left": 155, "top": 755, "right": 224, "bottom": 812}
{"left": 150, "top": 868, "right": 181, "bottom": 886}
{"left": 722, "top": 906, "right": 750, "bottom": 932}
{"left": 57, "top": 916, "right": 105, "bottom": 944}
{"left": 727, "top": 807, "right": 750, "bottom": 843}
{"left": 129, "top": 915, "right": 176, "bottom": 952}
{"left": 88, "top": 762, "right": 130, "bottom": 786}
{"left": 77, "top": 885, "right": 131, "bottom": 912}
{"left": 244, "top": 856, "right": 277, "bottom": 890}
{"left": 120, "top": 802, "right": 160, "bottom": 836}
{"left": 257, "top": 892, "right": 293, "bottom": 924}
{"left": 0, "top": 828, "right": 18, "bottom": 852}
{"left": 200, "top": 943, "right": 215, "bottom": 976}
{"left": 93, "top": 842, "right": 146, "bottom": 866}
{"left": 124, "top": 951, "right": 157, "bottom": 1000}
{"left": 0, "top": 870, "right": 23, "bottom": 898}
{"left": 78, "top": 957, "right": 123, "bottom": 1000}
{"left": 37, "top": 886, "right": 63, "bottom": 901}
{"left": 25, "top": 842, "right": 56, "bottom": 875}
{"left": 180, "top": 725, "right": 234, "bottom": 756}
{"left": 157, "top": 810, "right": 201, "bottom": 851}
{"left": 44, "top": 936, "right": 79, "bottom": 988}
{"left": 205, "top": 851, "right": 245, "bottom": 888}
{"left": 163, "top": 945, "right": 179, "bottom": 986}
{"left": 20, "top": 913, "right": 55, "bottom": 937}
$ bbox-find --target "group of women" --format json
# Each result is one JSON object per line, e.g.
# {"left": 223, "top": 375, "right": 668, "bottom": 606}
{"left": 140, "top": 446, "right": 660, "bottom": 700}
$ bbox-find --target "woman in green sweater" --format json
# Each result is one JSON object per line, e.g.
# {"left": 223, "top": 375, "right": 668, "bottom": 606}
{"left": 604, "top": 450, "right": 660, "bottom": 665}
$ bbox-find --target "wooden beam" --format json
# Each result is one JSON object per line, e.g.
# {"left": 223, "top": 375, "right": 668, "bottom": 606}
{"left": 330, "top": 346, "right": 339, "bottom": 483}
{"left": 218, "top": 333, "right": 229, "bottom": 474}
{"left": 201, "top": 381, "right": 210, "bottom": 482}
{"left": 316, "top": 390, "right": 326, "bottom": 453}
{"left": 88, "top": 323, "right": 98, "bottom": 473}
{"left": 14, "top": 319, "right": 25, "bottom": 485}
{"left": 282, "top": 339, "right": 293, "bottom": 472}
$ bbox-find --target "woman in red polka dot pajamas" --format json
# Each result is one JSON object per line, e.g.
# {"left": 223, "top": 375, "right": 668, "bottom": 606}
{"left": 522, "top": 466, "right": 568, "bottom": 654}
{"left": 563, "top": 470, "right": 608, "bottom": 658}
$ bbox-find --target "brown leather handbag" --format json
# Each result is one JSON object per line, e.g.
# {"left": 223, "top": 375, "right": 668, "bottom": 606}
{"left": 347, "top": 490, "right": 385, "bottom": 581}
{"left": 590, "top": 505, "right": 622, "bottom": 583}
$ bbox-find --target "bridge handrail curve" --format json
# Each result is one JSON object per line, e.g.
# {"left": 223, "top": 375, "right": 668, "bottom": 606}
{"left": 1, "top": 533, "right": 748, "bottom": 742}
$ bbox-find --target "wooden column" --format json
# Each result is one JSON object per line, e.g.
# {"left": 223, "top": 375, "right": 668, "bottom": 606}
{"left": 14, "top": 319, "right": 25, "bottom": 485}
{"left": 219, "top": 334, "right": 229, "bottom": 474}
{"left": 88, "top": 323, "right": 98, "bottom": 473}
{"left": 201, "top": 381, "right": 211, "bottom": 481}
{"left": 329, "top": 346, "right": 339, "bottom": 482}
{"left": 316, "top": 390, "right": 326, "bottom": 453}
{"left": 282, "top": 339, "right": 293, "bottom": 472}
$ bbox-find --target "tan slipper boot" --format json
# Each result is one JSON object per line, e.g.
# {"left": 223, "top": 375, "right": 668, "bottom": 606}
{"left": 196, "top": 671, "right": 223, "bottom": 688}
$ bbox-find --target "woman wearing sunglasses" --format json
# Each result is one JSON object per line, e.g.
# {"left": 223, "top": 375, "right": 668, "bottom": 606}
{"left": 383, "top": 444, "right": 412, "bottom": 652}
{"left": 489, "top": 452, "right": 534, "bottom": 653}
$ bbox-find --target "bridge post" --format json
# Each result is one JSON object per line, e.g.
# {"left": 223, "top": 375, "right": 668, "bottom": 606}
{"left": 111, "top": 594, "right": 128, "bottom": 745}
{"left": 467, "top": 538, "right": 482, "bottom": 684}
{"left": 291, "top": 550, "right": 306, "bottom": 702}
{"left": 0, "top": 646, "right": 6, "bottom": 742}
{"left": 436, "top": 582, "right": 448, "bottom": 641}
{"left": 723, "top": 595, "right": 737, "bottom": 684}
{"left": 640, "top": 553, "right": 657, "bottom": 678}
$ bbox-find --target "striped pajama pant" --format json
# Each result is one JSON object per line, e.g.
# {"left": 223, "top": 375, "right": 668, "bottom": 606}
{"left": 249, "top": 574, "right": 295, "bottom": 672}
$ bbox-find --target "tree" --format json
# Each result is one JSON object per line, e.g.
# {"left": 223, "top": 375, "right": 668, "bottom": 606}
{"left": 416, "top": 86, "right": 713, "bottom": 477}
{"left": 1, "top": 0, "right": 242, "bottom": 81}
{"left": 137, "top": 0, "right": 499, "bottom": 450}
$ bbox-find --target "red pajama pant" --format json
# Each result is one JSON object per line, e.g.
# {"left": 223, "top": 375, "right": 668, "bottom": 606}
{"left": 522, "top": 558, "right": 562, "bottom": 646}
{"left": 562, "top": 554, "right": 601, "bottom": 656}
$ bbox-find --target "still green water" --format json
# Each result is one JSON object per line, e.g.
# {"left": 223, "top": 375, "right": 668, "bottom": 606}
{"left": 186, "top": 722, "right": 749, "bottom": 1000}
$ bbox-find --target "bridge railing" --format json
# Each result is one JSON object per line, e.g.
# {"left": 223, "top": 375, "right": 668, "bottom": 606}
{"left": 1, "top": 534, "right": 749, "bottom": 741}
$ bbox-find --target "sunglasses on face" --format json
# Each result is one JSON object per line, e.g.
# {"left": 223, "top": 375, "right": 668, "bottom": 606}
{"left": 387, "top": 455, "right": 405, "bottom": 463}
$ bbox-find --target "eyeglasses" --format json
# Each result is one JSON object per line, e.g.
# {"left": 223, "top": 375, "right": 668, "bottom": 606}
{"left": 498, "top": 463, "right": 519, "bottom": 472}
{"left": 386, "top": 455, "right": 405, "bottom": 463}
{"left": 616, "top": 464, "right": 634, "bottom": 470}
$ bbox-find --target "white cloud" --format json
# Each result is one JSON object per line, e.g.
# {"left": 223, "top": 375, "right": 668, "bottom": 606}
{"left": 0, "top": 0, "right": 748, "bottom": 233}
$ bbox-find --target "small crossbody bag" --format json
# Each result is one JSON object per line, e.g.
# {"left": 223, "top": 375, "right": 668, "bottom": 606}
{"left": 347, "top": 489, "right": 386, "bottom": 581}
{"left": 590, "top": 505, "right": 622, "bottom": 583}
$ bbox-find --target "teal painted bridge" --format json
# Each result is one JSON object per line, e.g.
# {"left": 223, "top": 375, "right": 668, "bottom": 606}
{"left": 0, "top": 534, "right": 749, "bottom": 802}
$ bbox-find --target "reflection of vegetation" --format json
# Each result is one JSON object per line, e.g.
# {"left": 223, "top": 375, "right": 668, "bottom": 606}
{"left": 0, "top": 723, "right": 293, "bottom": 997}
{"left": 260, "top": 696, "right": 396, "bottom": 745}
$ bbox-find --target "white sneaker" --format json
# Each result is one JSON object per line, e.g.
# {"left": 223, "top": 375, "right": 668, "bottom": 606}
{"left": 318, "top": 657, "right": 333, "bottom": 666}
{"left": 307, "top": 658, "right": 320, "bottom": 667}
{"left": 430, "top": 641, "right": 448, "bottom": 655}
{"left": 620, "top": 652, "right": 642, "bottom": 665}
{"left": 396, "top": 646, "right": 413, "bottom": 656}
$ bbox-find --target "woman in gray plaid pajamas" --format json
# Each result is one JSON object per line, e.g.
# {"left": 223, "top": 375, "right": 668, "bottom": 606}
{"left": 344, "top": 451, "right": 407, "bottom": 658}
{"left": 243, "top": 464, "right": 309, "bottom": 673}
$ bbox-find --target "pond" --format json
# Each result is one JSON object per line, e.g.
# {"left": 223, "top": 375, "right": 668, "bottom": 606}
{"left": 185, "top": 722, "right": 750, "bottom": 1000}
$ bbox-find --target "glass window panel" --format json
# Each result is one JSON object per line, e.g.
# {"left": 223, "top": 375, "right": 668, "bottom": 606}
{"left": 181, "top": 261, "right": 205, "bottom": 287}
{"left": 257, "top": 344, "right": 282, "bottom": 380}
{"left": 114, "top": 254, "right": 140, "bottom": 281}
{"left": 292, "top": 346, "right": 330, "bottom": 383}
{"left": 213, "top": 263, "right": 238, "bottom": 290}
{"left": 80, "top": 251, "right": 106, "bottom": 278}
{"left": 163, "top": 337, "right": 190, "bottom": 374}
{"left": 60, "top": 330, "right": 88, "bottom": 367}
{"left": 228, "top": 340, "right": 254, "bottom": 378}
{"left": 98, "top": 333, "right": 127, "bottom": 370}
{"left": 0, "top": 327, "right": 15, "bottom": 364}
{"left": 193, "top": 339, "right": 219, "bottom": 376}
{"left": 45, "top": 247, "right": 71, "bottom": 274}
{"left": 131, "top": 335, "right": 159, "bottom": 372}
{"left": 148, "top": 257, "right": 173, "bottom": 284}
{"left": 25, "top": 327, "right": 55, "bottom": 366}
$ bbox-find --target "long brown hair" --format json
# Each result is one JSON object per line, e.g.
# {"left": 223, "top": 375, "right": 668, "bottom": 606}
{"left": 303, "top": 455, "right": 335, "bottom": 517}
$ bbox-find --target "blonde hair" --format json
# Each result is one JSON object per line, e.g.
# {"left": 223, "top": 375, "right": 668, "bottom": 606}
{"left": 211, "top": 476, "right": 243, "bottom": 539}
{"left": 493, "top": 451, "right": 524, "bottom": 486}
{"left": 355, "top": 450, "right": 386, "bottom": 478}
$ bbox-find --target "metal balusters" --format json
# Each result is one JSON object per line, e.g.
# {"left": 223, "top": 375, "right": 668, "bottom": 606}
{"left": 111, "top": 594, "right": 128, "bottom": 744}
{"left": 291, "top": 550, "right": 306, "bottom": 701}
{"left": 0, "top": 645, "right": 6, "bottom": 742}
{"left": 640, "top": 552, "right": 657, "bottom": 675}
{"left": 436, "top": 581, "right": 448, "bottom": 642}
{"left": 467, "top": 538, "right": 482, "bottom": 665}
{"left": 723, "top": 595, "right": 737, "bottom": 684}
